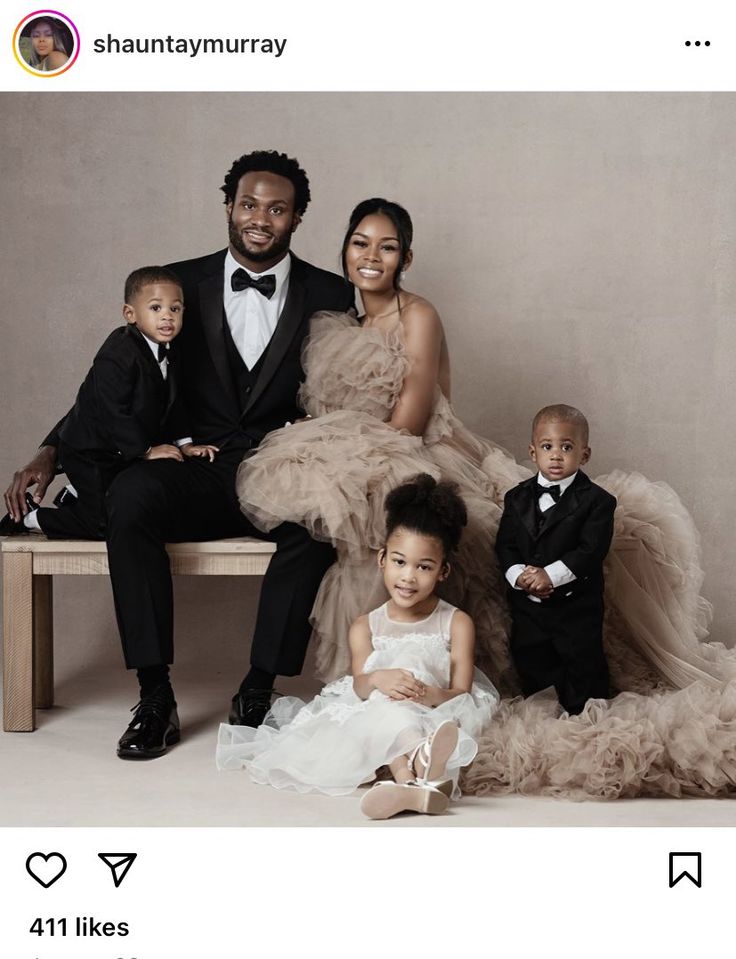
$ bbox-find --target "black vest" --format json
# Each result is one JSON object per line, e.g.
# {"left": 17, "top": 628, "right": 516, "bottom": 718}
{"left": 222, "top": 313, "right": 271, "bottom": 412}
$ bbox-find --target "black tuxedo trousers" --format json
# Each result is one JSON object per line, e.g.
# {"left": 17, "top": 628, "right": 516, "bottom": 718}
{"left": 105, "top": 447, "right": 336, "bottom": 672}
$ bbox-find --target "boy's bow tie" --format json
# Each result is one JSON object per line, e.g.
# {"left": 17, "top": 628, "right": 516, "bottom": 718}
{"left": 538, "top": 484, "right": 561, "bottom": 501}
{"left": 157, "top": 344, "right": 169, "bottom": 363}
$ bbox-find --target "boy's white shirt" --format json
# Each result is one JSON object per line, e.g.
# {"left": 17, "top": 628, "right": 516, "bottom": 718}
{"left": 505, "top": 471, "right": 578, "bottom": 601}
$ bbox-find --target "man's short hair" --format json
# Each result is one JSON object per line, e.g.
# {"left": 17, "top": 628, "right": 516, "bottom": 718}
{"left": 124, "top": 266, "right": 182, "bottom": 303}
{"left": 532, "top": 404, "right": 590, "bottom": 444}
{"left": 220, "top": 150, "right": 311, "bottom": 216}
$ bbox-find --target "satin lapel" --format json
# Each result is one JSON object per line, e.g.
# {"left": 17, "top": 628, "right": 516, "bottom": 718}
{"left": 163, "top": 354, "right": 178, "bottom": 417}
{"left": 243, "top": 263, "right": 306, "bottom": 415}
{"left": 127, "top": 325, "right": 165, "bottom": 387}
{"left": 199, "top": 268, "right": 239, "bottom": 409}
{"left": 515, "top": 480, "right": 539, "bottom": 540}
{"left": 537, "top": 472, "right": 590, "bottom": 538}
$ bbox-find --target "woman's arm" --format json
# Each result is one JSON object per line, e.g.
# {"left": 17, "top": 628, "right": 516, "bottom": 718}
{"left": 417, "top": 610, "right": 475, "bottom": 707}
{"left": 350, "top": 615, "right": 425, "bottom": 702}
{"left": 387, "top": 298, "right": 443, "bottom": 436}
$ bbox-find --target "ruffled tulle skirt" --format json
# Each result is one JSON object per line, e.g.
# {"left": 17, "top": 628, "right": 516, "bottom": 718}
{"left": 463, "top": 681, "right": 736, "bottom": 800}
{"left": 216, "top": 673, "right": 497, "bottom": 797}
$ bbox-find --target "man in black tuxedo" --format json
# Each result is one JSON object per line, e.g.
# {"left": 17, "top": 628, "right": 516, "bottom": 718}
{"left": 4, "top": 150, "right": 353, "bottom": 758}
{"left": 495, "top": 404, "right": 616, "bottom": 714}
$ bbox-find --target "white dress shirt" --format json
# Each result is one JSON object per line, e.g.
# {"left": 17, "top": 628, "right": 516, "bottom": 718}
{"left": 141, "top": 331, "right": 169, "bottom": 380}
{"left": 223, "top": 249, "right": 291, "bottom": 370}
{"left": 505, "top": 471, "right": 578, "bottom": 596}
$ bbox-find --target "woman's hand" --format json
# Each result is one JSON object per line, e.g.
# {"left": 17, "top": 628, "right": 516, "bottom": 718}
{"left": 371, "top": 668, "right": 426, "bottom": 701}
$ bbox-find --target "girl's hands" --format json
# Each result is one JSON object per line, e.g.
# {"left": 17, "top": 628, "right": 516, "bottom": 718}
{"left": 411, "top": 684, "right": 443, "bottom": 707}
{"left": 372, "top": 668, "right": 426, "bottom": 701}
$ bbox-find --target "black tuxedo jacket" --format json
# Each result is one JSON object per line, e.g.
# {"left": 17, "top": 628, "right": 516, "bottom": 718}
{"left": 162, "top": 249, "right": 353, "bottom": 450}
{"left": 44, "top": 250, "right": 353, "bottom": 455}
{"left": 495, "top": 471, "right": 617, "bottom": 605}
{"left": 56, "top": 324, "right": 182, "bottom": 462}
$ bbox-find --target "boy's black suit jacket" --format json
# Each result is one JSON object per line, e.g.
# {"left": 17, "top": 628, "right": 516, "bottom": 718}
{"left": 44, "top": 250, "right": 353, "bottom": 455}
{"left": 57, "top": 323, "right": 182, "bottom": 462}
{"left": 495, "top": 470, "right": 617, "bottom": 607}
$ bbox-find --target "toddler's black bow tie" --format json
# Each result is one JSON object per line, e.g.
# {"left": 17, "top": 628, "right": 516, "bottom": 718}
{"left": 539, "top": 484, "right": 561, "bottom": 502}
{"left": 157, "top": 344, "right": 169, "bottom": 363}
{"left": 231, "top": 268, "right": 276, "bottom": 299}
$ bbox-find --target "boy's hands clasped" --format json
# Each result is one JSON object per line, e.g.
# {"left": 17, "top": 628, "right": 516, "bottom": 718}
{"left": 517, "top": 565, "right": 554, "bottom": 599}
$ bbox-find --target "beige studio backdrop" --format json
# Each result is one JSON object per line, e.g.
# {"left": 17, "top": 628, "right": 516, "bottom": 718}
{"left": 1, "top": 92, "right": 735, "bottom": 698}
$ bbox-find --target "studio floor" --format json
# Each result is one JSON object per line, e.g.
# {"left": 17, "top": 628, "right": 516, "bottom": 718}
{"left": 2, "top": 667, "right": 734, "bottom": 828}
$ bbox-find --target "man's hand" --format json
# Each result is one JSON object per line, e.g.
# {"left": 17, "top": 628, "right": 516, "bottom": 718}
{"left": 3, "top": 445, "right": 57, "bottom": 521}
{"left": 144, "top": 444, "right": 184, "bottom": 462}
{"left": 518, "top": 565, "right": 554, "bottom": 599}
{"left": 371, "top": 668, "right": 426, "bottom": 701}
{"left": 180, "top": 442, "right": 219, "bottom": 462}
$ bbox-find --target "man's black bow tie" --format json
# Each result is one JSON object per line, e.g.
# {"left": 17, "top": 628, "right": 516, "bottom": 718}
{"left": 231, "top": 268, "right": 276, "bottom": 299}
{"left": 539, "top": 484, "right": 561, "bottom": 502}
{"left": 157, "top": 343, "right": 169, "bottom": 363}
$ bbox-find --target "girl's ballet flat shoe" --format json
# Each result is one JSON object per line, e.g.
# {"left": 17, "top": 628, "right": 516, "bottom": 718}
{"left": 360, "top": 781, "right": 449, "bottom": 820}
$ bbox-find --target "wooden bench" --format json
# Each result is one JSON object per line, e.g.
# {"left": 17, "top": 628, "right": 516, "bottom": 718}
{"left": 1, "top": 536, "right": 275, "bottom": 732}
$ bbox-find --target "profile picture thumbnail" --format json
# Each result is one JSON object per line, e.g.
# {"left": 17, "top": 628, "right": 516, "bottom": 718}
{"left": 14, "top": 11, "right": 79, "bottom": 77}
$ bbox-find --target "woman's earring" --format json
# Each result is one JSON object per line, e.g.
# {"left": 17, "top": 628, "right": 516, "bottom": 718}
{"left": 399, "top": 271, "right": 406, "bottom": 283}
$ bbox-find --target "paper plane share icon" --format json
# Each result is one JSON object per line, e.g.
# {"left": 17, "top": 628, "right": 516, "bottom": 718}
{"left": 98, "top": 853, "right": 137, "bottom": 888}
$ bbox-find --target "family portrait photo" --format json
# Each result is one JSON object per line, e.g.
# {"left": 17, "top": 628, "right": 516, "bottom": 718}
{"left": 1, "top": 91, "right": 735, "bottom": 826}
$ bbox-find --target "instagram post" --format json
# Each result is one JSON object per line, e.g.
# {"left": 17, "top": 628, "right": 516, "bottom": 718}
{"left": 0, "top": 2, "right": 734, "bottom": 955}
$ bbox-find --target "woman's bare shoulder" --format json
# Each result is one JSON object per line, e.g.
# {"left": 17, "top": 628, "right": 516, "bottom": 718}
{"left": 46, "top": 51, "right": 69, "bottom": 68}
{"left": 399, "top": 294, "right": 443, "bottom": 334}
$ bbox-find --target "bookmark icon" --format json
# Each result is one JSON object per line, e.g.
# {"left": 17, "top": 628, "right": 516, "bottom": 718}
{"left": 98, "top": 853, "right": 137, "bottom": 888}
{"left": 668, "top": 852, "right": 702, "bottom": 888}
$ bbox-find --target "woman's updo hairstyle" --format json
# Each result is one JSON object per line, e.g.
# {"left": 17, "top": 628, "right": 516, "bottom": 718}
{"left": 341, "top": 198, "right": 413, "bottom": 291}
{"left": 384, "top": 474, "right": 468, "bottom": 557}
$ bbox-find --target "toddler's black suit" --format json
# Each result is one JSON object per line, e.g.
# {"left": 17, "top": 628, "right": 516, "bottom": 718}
{"left": 39, "top": 324, "right": 182, "bottom": 540}
{"left": 495, "top": 470, "right": 616, "bottom": 713}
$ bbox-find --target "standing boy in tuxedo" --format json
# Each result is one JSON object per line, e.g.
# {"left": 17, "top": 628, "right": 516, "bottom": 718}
{"left": 4, "top": 150, "right": 353, "bottom": 759}
{"left": 0, "top": 266, "right": 214, "bottom": 541}
{"left": 495, "top": 404, "right": 616, "bottom": 714}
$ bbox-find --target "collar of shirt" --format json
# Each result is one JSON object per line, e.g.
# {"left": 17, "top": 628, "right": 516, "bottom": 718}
{"left": 536, "top": 471, "right": 577, "bottom": 495}
{"left": 141, "top": 331, "right": 168, "bottom": 364}
{"left": 225, "top": 248, "right": 291, "bottom": 295}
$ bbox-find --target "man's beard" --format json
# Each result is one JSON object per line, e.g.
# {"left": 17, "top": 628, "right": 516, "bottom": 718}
{"left": 228, "top": 216, "right": 292, "bottom": 264}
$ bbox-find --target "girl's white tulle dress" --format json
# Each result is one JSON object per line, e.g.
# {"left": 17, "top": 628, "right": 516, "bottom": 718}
{"left": 229, "top": 311, "right": 736, "bottom": 800}
{"left": 217, "top": 599, "right": 498, "bottom": 796}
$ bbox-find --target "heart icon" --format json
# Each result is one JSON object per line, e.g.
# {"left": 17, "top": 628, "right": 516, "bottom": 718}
{"left": 26, "top": 852, "right": 67, "bottom": 888}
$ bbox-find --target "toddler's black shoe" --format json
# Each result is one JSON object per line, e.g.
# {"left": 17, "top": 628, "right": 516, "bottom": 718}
{"left": 0, "top": 492, "right": 37, "bottom": 536}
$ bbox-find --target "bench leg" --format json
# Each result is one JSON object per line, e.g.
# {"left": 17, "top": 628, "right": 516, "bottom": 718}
{"left": 34, "top": 576, "right": 54, "bottom": 709}
{"left": 3, "top": 551, "right": 35, "bottom": 731}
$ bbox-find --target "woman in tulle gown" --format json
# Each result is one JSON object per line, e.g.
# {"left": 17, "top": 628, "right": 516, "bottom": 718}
{"left": 218, "top": 476, "right": 499, "bottom": 819}
{"left": 236, "top": 197, "right": 736, "bottom": 800}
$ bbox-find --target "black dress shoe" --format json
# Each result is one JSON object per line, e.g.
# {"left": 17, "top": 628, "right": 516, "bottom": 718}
{"left": 117, "top": 685, "right": 180, "bottom": 760}
{"left": 228, "top": 688, "right": 275, "bottom": 727}
{"left": 0, "top": 492, "right": 37, "bottom": 536}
